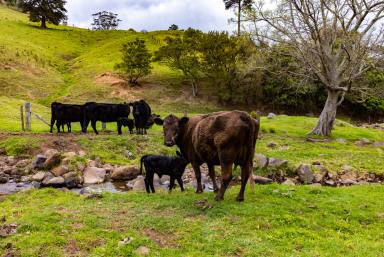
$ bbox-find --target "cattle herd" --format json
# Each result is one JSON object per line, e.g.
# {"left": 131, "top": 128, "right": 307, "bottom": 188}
{"left": 50, "top": 100, "right": 260, "bottom": 201}
{"left": 50, "top": 100, "right": 157, "bottom": 135}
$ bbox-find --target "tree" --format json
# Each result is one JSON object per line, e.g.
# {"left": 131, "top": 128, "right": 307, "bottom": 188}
{"left": 168, "top": 24, "right": 179, "bottom": 30}
{"left": 247, "top": 0, "right": 384, "bottom": 136}
{"left": 154, "top": 29, "right": 203, "bottom": 97}
{"left": 223, "top": 0, "right": 253, "bottom": 37}
{"left": 18, "top": 0, "right": 67, "bottom": 29}
{"left": 115, "top": 38, "right": 152, "bottom": 86}
{"left": 91, "top": 11, "right": 121, "bottom": 30}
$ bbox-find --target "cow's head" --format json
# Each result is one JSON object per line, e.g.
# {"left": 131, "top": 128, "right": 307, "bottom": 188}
{"left": 145, "top": 114, "right": 161, "bottom": 129}
{"left": 155, "top": 114, "right": 189, "bottom": 146}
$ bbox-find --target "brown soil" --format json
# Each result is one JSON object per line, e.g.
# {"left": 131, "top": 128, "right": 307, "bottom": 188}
{"left": 143, "top": 228, "right": 179, "bottom": 248}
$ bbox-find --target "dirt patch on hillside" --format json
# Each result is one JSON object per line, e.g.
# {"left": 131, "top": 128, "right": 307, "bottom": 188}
{"left": 143, "top": 228, "right": 179, "bottom": 248}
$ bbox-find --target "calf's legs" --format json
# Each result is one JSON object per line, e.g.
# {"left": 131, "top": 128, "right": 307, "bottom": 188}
{"left": 208, "top": 164, "right": 218, "bottom": 192}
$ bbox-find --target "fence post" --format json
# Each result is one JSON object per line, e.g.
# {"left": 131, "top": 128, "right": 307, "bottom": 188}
{"left": 102, "top": 122, "right": 106, "bottom": 130}
{"left": 25, "top": 102, "right": 31, "bottom": 131}
{"left": 20, "top": 105, "right": 25, "bottom": 131}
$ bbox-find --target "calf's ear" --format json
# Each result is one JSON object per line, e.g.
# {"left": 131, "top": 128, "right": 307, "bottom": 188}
{"left": 179, "top": 117, "right": 189, "bottom": 126}
{"left": 154, "top": 117, "right": 164, "bottom": 125}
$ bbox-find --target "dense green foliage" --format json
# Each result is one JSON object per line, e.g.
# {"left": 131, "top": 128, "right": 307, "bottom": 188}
{"left": 18, "top": 0, "right": 67, "bottom": 28}
{"left": 115, "top": 38, "right": 152, "bottom": 86}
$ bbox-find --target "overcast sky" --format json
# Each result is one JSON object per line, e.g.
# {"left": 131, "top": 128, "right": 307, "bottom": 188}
{"left": 65, "top": 0, "right": 235, "bottom": 32}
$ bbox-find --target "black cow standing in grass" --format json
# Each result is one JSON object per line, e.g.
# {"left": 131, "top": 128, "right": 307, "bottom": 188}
{"left": 83, "top": 102, "right": 131, "bottom": 134}
{"left": 130, "top": 100, "right": 152, "bottom": 134}
{"left": 140, "top": 151, "right": 188, "bottom": 193}
{"left": 50, "top": 102, "right": 85, "bottom": 133}
{"left": 117, "top": 117, "right": 135, "bottom": 134}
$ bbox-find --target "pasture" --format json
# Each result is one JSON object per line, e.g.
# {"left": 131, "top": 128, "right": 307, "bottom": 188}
{"left": 0, "top": 3, "right": 384, "bottom": 257}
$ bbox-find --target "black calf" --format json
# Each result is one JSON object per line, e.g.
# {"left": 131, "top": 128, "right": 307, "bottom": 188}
{"left": 117, "top": 117, "right": 135, "bottom": 134}
{"left": 140, "top": 151, "right": 188, "bottom": 193}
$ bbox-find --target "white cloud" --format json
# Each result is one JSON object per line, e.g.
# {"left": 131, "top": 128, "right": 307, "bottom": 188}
{"left": 65, "top": 0, "right": 235, "bottom": 32}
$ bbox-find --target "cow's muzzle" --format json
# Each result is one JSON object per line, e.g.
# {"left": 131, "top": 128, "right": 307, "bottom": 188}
{"left": 164, "top": 140, "right": 174, "bottom": 147}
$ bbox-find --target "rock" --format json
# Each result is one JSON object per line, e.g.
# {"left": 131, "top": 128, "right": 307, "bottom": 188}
{"left": 355, "top": 138, "right": 371, "bottom": 147}
{"left": 253, "top": 154, "right": 269, "bottom": 168}
{"left": 267, "top": 142, "right": 278, "bottom": 148}
{"left": 15, "top": 159, "right": 29, "bottom": 169}
{"left": 5, "top": 156, "right": 17, "bottom": 166}
{"left": 51, "top": 166, "right": 69, "bottom": 177}
{"left": 282, "top": 178, "right": 296, "bottom": 185}
{"left": 103, "top": 164, "right": 114, "bottom": 173}
{"left": 0, "top": 173, "right": 9, "bottom": 184}
{"left": 124, "top": 150, "right": 135, "bottom": 159}
{"left": 83, "top": 167, "right": 106, "bottom": 184}
{"left": 43, "top": 153, "right": 61, "bottom": 170}
{"left": 76, "top": 162, "right": 86, "bottom": 172}
{"left": 159, "top": 175, "right": 170, "bottom": 184}
{"left": 339, "top": 166, "right": 358, "bottom": 181}
{"left": 0, "top": 223, "right": 18, "bottom": 237}
{"left": 0, "top": 148, "right": 6, "bottom": 155}
{"left": 44, "top": 149, "right": 59, "bottom": 158}
{"left": 130, "top": 176, "right": 150, "bottom": 191}
{"left": 324, "top": 180, "right": 336, "bottom": 186}
{"left": 62, "top": 152, "right": 77, "bottom": 158}
{"left": 78, "top": 150, "right": 86, "bottom": 157}
{"left": 253, "top": 175, "right": 273, "bottom": 185}
{"left": 136, "top": 246, "right": 150, "bottom": 256}
{"left": 312, "top": 165, "right": 328, "bottom": 183}
{"left": 32, "top": 155, "right": 47, "bottom": 170}
{"left": 267, "top": 113, "right": 276, "bottom": 119}
{"left": 65, "top": 177, "right": 82, "bottom": 189}
{"left": 339, "top": 179, "right": 357, "bottom": 186}
{"left": 111, "top": 166, "right": 140, "bottom": 181}
{"left": 20, "top": 176, "right": 31, "bottom": 182}
{"left": 118, "top": 237, "right": 133, "bottom": 247}
{"left": 312, "top": 160, "right": 321, "bottom": 165}
{"left": 374, "top": 142, "right": 384, "bottom": 147}
{"left": 310, "top": 183, "right": 322, "bottom": 187}
{"left": 336, "top": 138, "right": 347, "bottom": 143}
{"left": 268, "top": 158, "right": 288, "bottom": 168}
{"left": 42, "top": 176, "right": 65, "bottom": 187}
{"left": 32, "top": 172, "right": 46, "bottom": 182}
{"left": 88, "top": 157, "right": 102, "bottom": 168}
{"left": 61, "top": 157, "right": 71, "bottom": 166}
{"left": 63, "top": 171, "right": 78, "bottom": 179}
{"left": 296, "top": 164, "right": 314, "bottom": 184}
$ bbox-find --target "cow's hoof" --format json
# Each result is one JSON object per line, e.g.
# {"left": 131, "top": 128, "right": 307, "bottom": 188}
{"left": 214, "top": 195, "right": 224, "bottom": 201}
{"left": 236, "top": 196, "right": 244, "bottom": 202}
{"left": 196, "top": 189, "right": 203, "bottom": 194}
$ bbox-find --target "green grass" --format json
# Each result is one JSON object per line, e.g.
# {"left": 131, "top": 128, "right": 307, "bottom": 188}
{"left": 1, "top": 186, "right": 383, "bottom": 256}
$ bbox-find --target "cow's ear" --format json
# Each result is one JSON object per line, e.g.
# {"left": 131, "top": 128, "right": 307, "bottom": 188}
{"left": 154, "top": 117, "right": 164, "bottom": 125}
{"left": 179, "top": 117, "right": 189, "bottom": 126}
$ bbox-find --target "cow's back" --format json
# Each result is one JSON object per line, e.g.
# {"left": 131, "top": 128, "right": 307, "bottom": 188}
{"left": 191, "top": 111, "right": 256, "bottom": 166}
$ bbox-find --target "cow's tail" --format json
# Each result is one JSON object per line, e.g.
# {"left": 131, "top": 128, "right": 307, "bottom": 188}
{"left": 248, "top": 111, "right": 261, "bottom": 192}
{"left": 140, "top": 156, "right": 145, "bottom": 175}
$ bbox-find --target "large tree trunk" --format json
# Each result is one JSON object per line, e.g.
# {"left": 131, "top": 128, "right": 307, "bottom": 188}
{"left": 310, "top": 90, "right": 342, "bottom": 136}
{"left": 41, "top": 16, "right": 47, "bottom": 28}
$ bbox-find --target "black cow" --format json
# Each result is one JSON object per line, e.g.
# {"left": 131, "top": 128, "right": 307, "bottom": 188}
{"left": 140, "top": 151, "right": 188, "bottom": 193}
{"left": 130, "top": 100, "right": 152, "bottom": 134}
{"left": 83, "top": 102, "right": 130, "bottom": 134}
{"left": 117, "top": 117, "right": 135, "bottom": 134}
{"left": 50, "top": 102, "right": 85, "bottom": 133}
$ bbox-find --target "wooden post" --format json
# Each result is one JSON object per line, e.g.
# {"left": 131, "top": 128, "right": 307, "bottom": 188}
{"left": 102, "top": 122, "right": 106, "bottom": 130}
{"left": 25, "top": 102, "right": 31, "bottom": 131}
{"left": 20, "top": 105, "right": 25, "bottom": 131}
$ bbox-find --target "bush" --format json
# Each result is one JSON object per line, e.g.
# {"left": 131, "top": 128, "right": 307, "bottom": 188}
{"left": 114, "top": 38, "right": 152, "bottom": 86}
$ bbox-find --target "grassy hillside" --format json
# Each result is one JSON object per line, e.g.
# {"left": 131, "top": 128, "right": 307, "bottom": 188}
{"left": 0, "top": 4, "right": 218, "bottom": 116}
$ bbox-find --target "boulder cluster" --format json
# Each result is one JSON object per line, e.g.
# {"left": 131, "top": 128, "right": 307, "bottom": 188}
{"left": 252, "top": 153, "right": 383, "bottom": 186}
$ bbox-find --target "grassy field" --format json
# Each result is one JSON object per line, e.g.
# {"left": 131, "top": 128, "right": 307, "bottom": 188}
{"left": 1, "top": 186, "right": 384, "bottom": 257}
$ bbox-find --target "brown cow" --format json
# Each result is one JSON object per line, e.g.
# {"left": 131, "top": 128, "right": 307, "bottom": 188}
{"left": 155, "top": 111, "right": 260, "bottom": 201}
